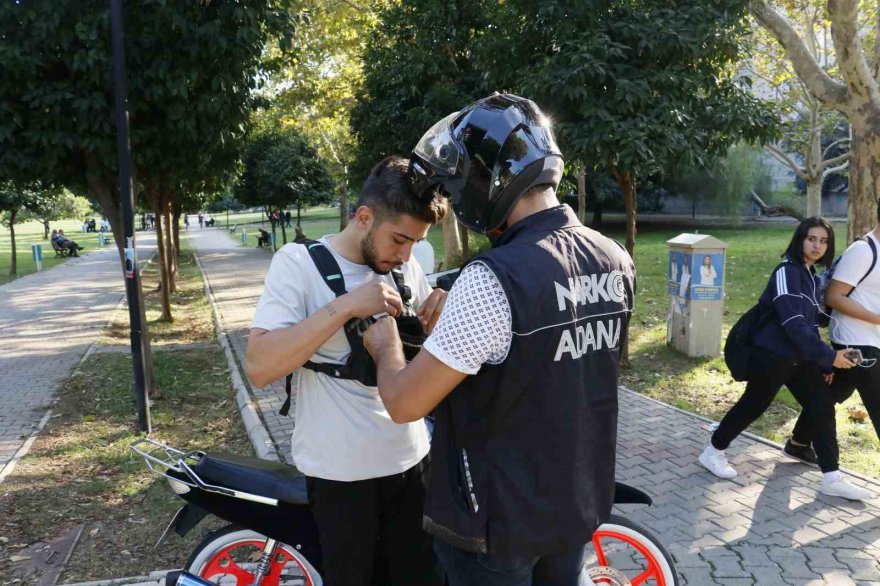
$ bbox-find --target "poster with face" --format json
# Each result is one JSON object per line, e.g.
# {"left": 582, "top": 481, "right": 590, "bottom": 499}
{"left": 669, "top": 251, "right": 724, "bottom": 299}
{"left": 690, "top": 253, "right": 724, "bottom": 300}
{"left": 668, "top": 251, "right": 691, "bottom": 297}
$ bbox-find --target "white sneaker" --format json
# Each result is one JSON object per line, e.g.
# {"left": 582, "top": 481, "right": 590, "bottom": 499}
{"left": 699, "top": 446, "right": 737, "bottom": 479}
{"left": 820, "top": 476, "right": 872, "bottom": 501}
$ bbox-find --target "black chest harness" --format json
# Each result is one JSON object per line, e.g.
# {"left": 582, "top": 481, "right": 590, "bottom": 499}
{"left": 279, "top": 240, "right": 426, "bottom": 416}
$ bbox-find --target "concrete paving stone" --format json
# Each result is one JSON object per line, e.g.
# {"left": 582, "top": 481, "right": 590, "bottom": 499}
{"left": 747, "top": 565, "right": 786, "bottom": 584}
{"left": 666, "top": 547, "right": 707, "bottom": 568}
{"left": 733, "top": 545, "right": 775, "bottom": 568}
{"left": 800, "top": 571, "right": 858, "bottom": 586}
{"left": 708, "top": 557, "right": 752, "bottom": 579}
{"left": 773, "top": 556, "right": 822, "bottom": 580}
{"left": 800, "top": 545, "right": 850, "bottom": 569}
{"left": 677, "top": 567, "right": 720, "bottom": 586}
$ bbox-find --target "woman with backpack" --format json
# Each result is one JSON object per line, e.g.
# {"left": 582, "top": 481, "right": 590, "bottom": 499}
{"left": 700, "top": 217, "right": 872, "bottom": 501}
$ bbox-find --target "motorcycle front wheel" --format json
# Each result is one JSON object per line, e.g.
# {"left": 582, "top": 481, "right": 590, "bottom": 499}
{"left": 185, "top": 525, "right": 322, "bottom": 586}
{"left": 586, "top": 514, "right": 679, "bottom": 586}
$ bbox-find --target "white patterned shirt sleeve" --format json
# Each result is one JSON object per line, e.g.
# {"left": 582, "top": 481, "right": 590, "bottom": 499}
{"left": 422, "top": 261, "right": 512, "bottom": 375}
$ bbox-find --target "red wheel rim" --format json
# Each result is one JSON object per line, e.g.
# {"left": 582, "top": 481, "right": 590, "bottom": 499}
{"left": 591, "top": 528, "right": 668, "bottom": 586}
{"left": 198, "top": 539, "right": 315, "bottom": 586}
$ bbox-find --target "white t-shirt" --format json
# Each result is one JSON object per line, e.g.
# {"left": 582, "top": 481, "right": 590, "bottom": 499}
{"left": 251, "top": 236, "right": 432, "bottom": 481}
{"left": 830, "top": 232, "right": 880, "bottom": 348}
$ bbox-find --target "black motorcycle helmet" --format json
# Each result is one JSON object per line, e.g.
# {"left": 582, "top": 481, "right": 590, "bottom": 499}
{"left": 408, "top": 93, "right": 564, "bottom": 234}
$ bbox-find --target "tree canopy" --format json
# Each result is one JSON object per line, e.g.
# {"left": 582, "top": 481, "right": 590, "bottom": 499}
{"left": 234, "top": 128, "right": 334, "bottom": 219}
{"left": 0, "top": 0, "right": 296, "bottom": 244}
{"left": 350, "top": 0, "right": 489, "bottom": 183}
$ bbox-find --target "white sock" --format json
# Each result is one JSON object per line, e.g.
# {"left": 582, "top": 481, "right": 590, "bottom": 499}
{"left": 823, "top": 471, "right": 843, "bottom": 484}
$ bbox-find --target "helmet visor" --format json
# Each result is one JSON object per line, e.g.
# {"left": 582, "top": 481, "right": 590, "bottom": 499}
{"left": 413, "top": 112, "right": 461, "bottom": 177}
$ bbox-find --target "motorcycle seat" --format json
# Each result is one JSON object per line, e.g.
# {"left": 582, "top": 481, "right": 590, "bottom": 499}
{"left": 193, "top": 451, "right": 308, "bottom": 505}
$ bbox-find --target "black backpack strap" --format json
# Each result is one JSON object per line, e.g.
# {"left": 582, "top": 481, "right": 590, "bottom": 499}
{"left": 391, "top": 268, "right": 412, "bottom": 305}
{"left": 303, "top": 240, "right": 346, "bottom": 297}
{"left": 281, "top": 373, "right": 294, "bottom": 417}
{"left": 281, "top": 240, "right": 348, "bottom": 417}
{"left": 856, "top": 236, "right": 878, "bottom": 288}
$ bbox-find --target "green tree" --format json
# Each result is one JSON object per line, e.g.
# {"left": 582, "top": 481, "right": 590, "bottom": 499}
{"left": 266, "top": 0, "right": 386, "bottom": 231}
{"left": 0, "top": 0, "right": 296, "bottom": 320}
{"left": 350, "top": 0, "right": 490, "bottom": 265}
{"left": 23, "top": 189, "right": 94, "bottom": 240}
{"left": 489, "top": 0, "right": 777, "bottom": 256}
{"left": 0, "top": 182, "right": 51, "bottom": 276}
{"left": 234, "top": 128, "right": 334, "bottom": 247}
{"left": 748, "top": 1, "right": 850, "bottom": 217}
{"left": 750, "top": 0, "right": 880, "bottom": 242}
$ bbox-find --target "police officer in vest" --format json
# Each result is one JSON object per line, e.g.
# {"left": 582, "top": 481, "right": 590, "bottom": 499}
{"left": 364, "top": 94, "right": 636, "bottom": 586}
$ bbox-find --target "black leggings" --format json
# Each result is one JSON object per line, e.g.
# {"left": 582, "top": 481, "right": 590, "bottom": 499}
{"left": 712, "top": 351, "right": 839, "bottom": 473}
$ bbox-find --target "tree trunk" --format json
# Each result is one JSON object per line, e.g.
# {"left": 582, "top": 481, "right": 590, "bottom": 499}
{"left": 163, "top": 204, "right": 177, "bottom": 289}
{"left": 611, "top": 167, "right": 637, "bottom": 367}
{"left": 847, "top": 125, "right": 880, "bottom": 244}
{"left": 296, "top": 203, "right": 302, "bottom": 226}
{"left": 576, "top": 170, "right": 587, "bottom": 224}
{"left": 42, "top": 219, "right": 49, "bottom": 240}
{"left": 153, "top": 203, "right": 173, "bottom": 322}
{"left": 805, "top": 178, "right": 822, "bottom": 218}
{"left": 9, "top": 210, "right": 17, "bottom": 276}
{"left": 592, "top": 201, "right": 604, "bottom": 229}
{"left": 280, "top": 214, "right": 288, "bottom": 245}
{"left": 339, "top": 179, "right": 350, "bottom": 231}
{"left": 442, "top": 212, "right": 462, "bottom": 268}
{"left": 461, "top": 223, "right": 470, "bottom": 261}
{"left": 83, "top": 156, "right": 158, "bottom": 397}
{"left": 612, "top": 168, "right": 637, "bottom": 258}
{"left": 172, "top": 202, "right": 181, "bottom": 265}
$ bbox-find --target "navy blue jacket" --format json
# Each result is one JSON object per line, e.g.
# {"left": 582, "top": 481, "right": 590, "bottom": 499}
{"left": 752, "top": 257, "right": 835, "bottom": 372}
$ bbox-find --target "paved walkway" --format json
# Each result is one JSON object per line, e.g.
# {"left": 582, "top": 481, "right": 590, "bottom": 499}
{"left": 104, "top": 228, "right": 880, "bottom": 584}
{"left": 0, "top": 234, "right": 156, "bottom": 477}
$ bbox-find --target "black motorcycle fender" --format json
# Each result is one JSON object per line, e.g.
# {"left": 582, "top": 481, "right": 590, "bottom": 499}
{"left": 174, "top": 503, "right": 210, "bottom": 538}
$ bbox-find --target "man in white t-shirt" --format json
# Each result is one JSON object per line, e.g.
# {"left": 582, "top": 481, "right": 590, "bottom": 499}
{"left": 246, "top": 156, "right": 448, "bottom": 586}
{"left": 791, "top": 224, "right": 880, "bottom": 459}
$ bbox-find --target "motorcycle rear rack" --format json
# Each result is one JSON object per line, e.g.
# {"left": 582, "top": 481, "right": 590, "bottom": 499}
{"left": 129, "top": 437, "right": 279, "bottom": 507}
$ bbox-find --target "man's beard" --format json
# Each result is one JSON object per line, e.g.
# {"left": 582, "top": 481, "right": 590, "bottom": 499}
{"left": 361, "top": 229, "right": 398, "bottom": 275}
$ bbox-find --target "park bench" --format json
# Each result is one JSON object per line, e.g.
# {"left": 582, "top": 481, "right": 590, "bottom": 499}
{"left": 50, "top": 240, "right": 70, "bottom": 257}
{"left": 228, "top": 224, "right": 237, "bottom": 233}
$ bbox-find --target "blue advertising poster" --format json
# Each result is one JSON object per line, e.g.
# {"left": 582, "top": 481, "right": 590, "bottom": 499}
{"left": 668, "top": 251, "right": 724, "bottom": 300}
{"left": 667, "top": 251, "right": 691, "bottom": 296}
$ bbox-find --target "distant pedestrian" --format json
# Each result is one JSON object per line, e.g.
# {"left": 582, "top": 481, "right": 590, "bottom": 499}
{"left": 284, "top": 210, "right": 292, "bottom": 227}
{"left": 184, "top": 215, "right": 190, "bottom": 231}
{"left": 198, "top": 213, "right": 204, "bottom": 229}
{"left": 701, "top": 217, "right": 871, "bottom": 501}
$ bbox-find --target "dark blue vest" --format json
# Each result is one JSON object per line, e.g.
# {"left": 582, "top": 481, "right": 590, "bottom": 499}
{"left": 423, "top": 205, "right": 635, "bottom": 556}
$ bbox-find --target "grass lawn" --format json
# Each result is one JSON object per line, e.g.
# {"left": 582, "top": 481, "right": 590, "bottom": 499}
{"left": 601, "top": 222, "right": 880, "bottom": 478}
{"left": 0, "top": 235, "right": 251, "bottom": 583}
{"left": 0, "top": 219, "right": 119, "bottom": 285}
{"left": 100, "top": 240, "right": 216, "bottom": 348}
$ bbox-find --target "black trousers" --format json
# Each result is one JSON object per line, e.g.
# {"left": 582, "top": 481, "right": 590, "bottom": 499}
{"left": 306, "top": 457, "right": 444, "bottom": 586}
{"left": 711, "top": 351, "right": 840, "bottom": 473}
{"left": 792, "top": 343, "right": 880, "bottom": 443}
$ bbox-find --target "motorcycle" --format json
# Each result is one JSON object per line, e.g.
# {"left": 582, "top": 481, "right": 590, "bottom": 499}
{"left": 130, "top": 438, "right": 678, "bottom": 586}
